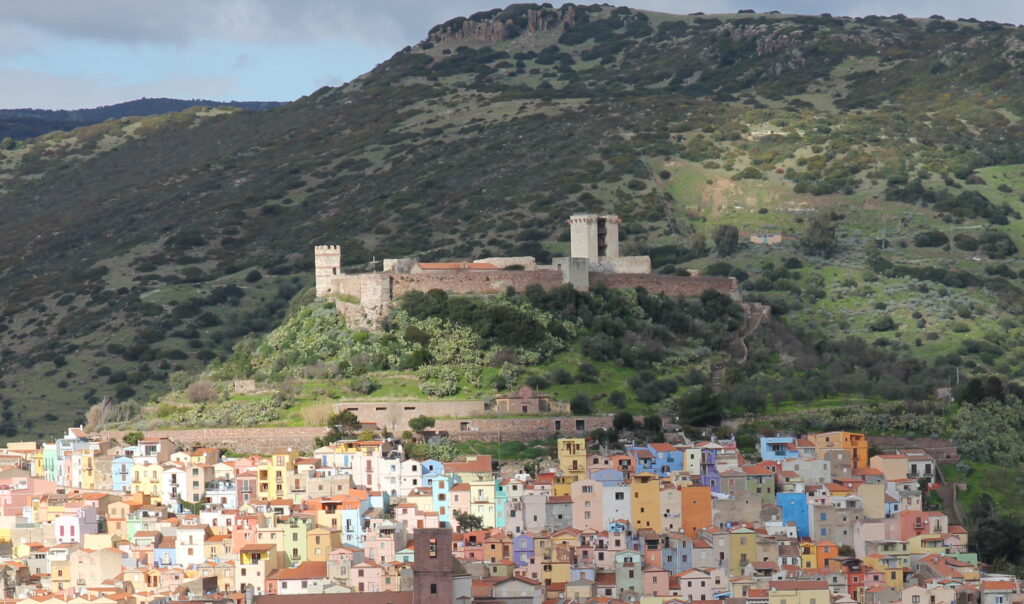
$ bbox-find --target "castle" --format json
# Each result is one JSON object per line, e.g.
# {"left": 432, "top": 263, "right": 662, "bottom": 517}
{"left": 314, "top": 214, "right": 739, "bottom": 329}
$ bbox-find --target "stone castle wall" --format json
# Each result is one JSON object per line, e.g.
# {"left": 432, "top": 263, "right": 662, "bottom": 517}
{"left": 592, "top": 273, "right": 740, "bottom": 299}
{"left": 390, "top": 270, "right": 565, "bottom": 297}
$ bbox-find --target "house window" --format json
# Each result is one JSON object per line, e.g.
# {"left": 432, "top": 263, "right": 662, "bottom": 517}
{"left": 430, "top": 584, "right": 438, "bottom": 594}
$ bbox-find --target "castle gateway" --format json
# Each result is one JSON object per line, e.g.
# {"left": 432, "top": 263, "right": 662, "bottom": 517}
{"left": 315, "top": 214, "right": 739, "bottom": 328}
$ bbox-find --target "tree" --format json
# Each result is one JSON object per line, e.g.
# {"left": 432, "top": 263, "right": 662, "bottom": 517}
{"left": 713, "top": 224, "right": 740, "bottom": 257}
{"left": 570, "top": 394, "right": 592, "bottom": 415}
{"left": 800, "top": 213, "right": 838, "bottom": 257}
{"left": 178, "top": 496, "right": 205, "bottom": 514}
{"left": 0, "top": 137, "right": 15, "bottom": 151}
{"left": 408, "top": 415, "right": 436, "bottom": 434}
{"left": 612, "top": 411, "right": 635, "bottom": 431}
{"left": 675, "top": 386, "right": 723, "bottom": 426}
{"left": 315, "top": 410, "right": 362, "bottom": 447}
{"left": 123, "top": 431, "right": 144, "bottom": 446}
{"left": 455, "top": 510, "right": 485, "bottom": 531}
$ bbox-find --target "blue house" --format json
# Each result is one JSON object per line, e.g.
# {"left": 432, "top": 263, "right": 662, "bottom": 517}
{"left": 777, "top": 492, "right": 810, "bottom": 537}
{"left": 591, "top": 468, "right": 625, "bottom": 485}
{"left": 628, "top": 444, "right": 684, "bottom": 477}
{"left": 699, "top": 449, "right": 721, "bottom": 493}
{"left": 154, "top": 537, "right": 177, "bottom": 567}
{"left": 662, "top": 533, "right": 693, "bottom": 574}
{"left": 760, "top": 436, "right": 800, "bottom": 462}
{"left": 512, "top": 533, "right": 534, "bottom": 567}
{"left": 422, "top": 459, "right": 445, "bottom": 482}
{"left": 112, "top": 455, "right": 135, "bottom": 493}
{"left": 431, "top": 475, "right": 453, "bottom": 527}
{"left": 570, "top": 566, "right": 596, "bottom": 582}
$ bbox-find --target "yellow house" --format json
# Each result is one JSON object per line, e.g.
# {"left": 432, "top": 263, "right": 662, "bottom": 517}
{"left": 800, "top": 541, "right": 818, "bottom": 569}
{"left": 728, "top": 527, "right": 757, "bottom": 575}
{"left": 551, "top": 476, "right": 574, "bottom": 497}
{"left": 768, "top": 580, "right": 832, "bottom": 604}
{"left": 258, "top": 448, "right": 299, "bottom": 500}
{"left": 869, "top": 455, "right": 909, "bottom": 481}
{"left": 468, "top": 479, "right": 498, "bottom": 528}
{"left": 863, "top": 555, "right": 906, "bottom": 589}
{"left": 405, "top": 487, "right": 435, "bottom": 514}
{"left": 306, "top": 527, "right": 340, "bottom": 561}
{"left": 908, "top": 534, "right": 948, "bottom": 556}
{"left": 541, "top": 543, "right": 573, "bottom": 586}
{"left": 631, "top": 473, "right": 662, "bottom": 532}
{"left": 557, "top": 438, "right": 586, "bottom": 481}
{"left": 131, "top": 462, "right": 164, "bottom": 503}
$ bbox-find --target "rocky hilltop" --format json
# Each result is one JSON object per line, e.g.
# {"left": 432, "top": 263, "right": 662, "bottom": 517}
{"left": 428, "top": 4, "right": 577, "bottom": 44}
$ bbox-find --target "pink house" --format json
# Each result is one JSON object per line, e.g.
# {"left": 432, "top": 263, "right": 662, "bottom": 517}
{"left": 669, "top": 568, "right": 729, "bottom": 600}
{"left": 571, "top": 479, "right": 604, "bottom": 531}
{"left": 645, "top": 567, "right": 672, "bottom": 595}
{"left": 350, "top": 559, "right": 384, "bottom": 593}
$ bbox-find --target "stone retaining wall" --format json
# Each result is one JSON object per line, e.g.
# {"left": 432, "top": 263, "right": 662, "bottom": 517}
{"left": 95, "top": 415, "right": 614, "bottom": 453}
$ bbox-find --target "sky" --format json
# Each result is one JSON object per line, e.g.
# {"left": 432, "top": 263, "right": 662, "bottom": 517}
{"left": 2, "top": 0, "right": 1022, "bottom": 110}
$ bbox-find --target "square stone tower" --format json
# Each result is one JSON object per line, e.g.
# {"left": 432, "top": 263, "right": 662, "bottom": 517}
{"left": 313, "top": 245, "right": 342, "bottom": 297}
{"left": 568, "top": 214, "right": 620, "bottom": 264}
{"left": 412, "top": 528, "right": 464, "bottom": 603}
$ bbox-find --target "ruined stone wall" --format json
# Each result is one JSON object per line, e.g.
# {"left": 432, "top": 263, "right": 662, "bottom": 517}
{"left": 592, "top": 273, "right": 740, "bottom": 300}
{"left": 390, "top": 270, "right": 564, "bottom": 297}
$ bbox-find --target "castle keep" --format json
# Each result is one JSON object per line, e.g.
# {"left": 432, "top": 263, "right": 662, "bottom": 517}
{"left": 315, "top": 214, "right": 739, "bottom": 328}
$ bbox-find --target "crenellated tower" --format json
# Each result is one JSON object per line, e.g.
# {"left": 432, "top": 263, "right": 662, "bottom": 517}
{"left": 314, "top": 245, "right": 342, "bottom": 297}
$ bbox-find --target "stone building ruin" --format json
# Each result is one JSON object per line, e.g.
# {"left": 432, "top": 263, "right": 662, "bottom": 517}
{"left": 314, "top": 213, "right": 739, "bottom": 329}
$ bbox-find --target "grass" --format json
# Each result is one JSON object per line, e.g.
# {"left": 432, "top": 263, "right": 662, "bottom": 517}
{"left": 941, "top": 462, "right": 1024, "bottom": 521}
{"left": 457, "top": 438, "right": 556, "bottom": 460}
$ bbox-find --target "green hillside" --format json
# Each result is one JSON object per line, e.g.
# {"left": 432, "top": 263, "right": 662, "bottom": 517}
{"left": 4, "top": 4, "right": 1024, "bottom": 439}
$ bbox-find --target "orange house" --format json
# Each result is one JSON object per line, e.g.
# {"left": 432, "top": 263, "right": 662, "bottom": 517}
{"left": 680, "top": 485, "right": 712, "bottom": 539}
{"left": 817, "top": 541, "right": 839, "bottom": 568}
{"left": 810, "top": 432, "right": 868, "bottom": 470}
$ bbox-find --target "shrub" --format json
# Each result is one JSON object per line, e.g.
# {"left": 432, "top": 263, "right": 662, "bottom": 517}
{"left": 576, "top": 362, "right": 599, "bottom": 383}
{"left": 733, "top": 166, "right": 765, "bottom": 180}
{"left": 350, "top": 375, "right": 379, "bottom": 395}
{"left": 913, "top": 230, "right": 949, "bottom": 247}
{"left": 185, "top": 380, "right": 220, "bottom": 405}
{"left": 570, "top": 394, "right": 592, "bottom": 415}
{"left": 869, "top": 315, "right": 896, "bottom": 332}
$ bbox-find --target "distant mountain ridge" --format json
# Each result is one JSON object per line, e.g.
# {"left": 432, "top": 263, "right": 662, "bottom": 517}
{"left": 0, "top": 97, "right": 283, "bottom": 140}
